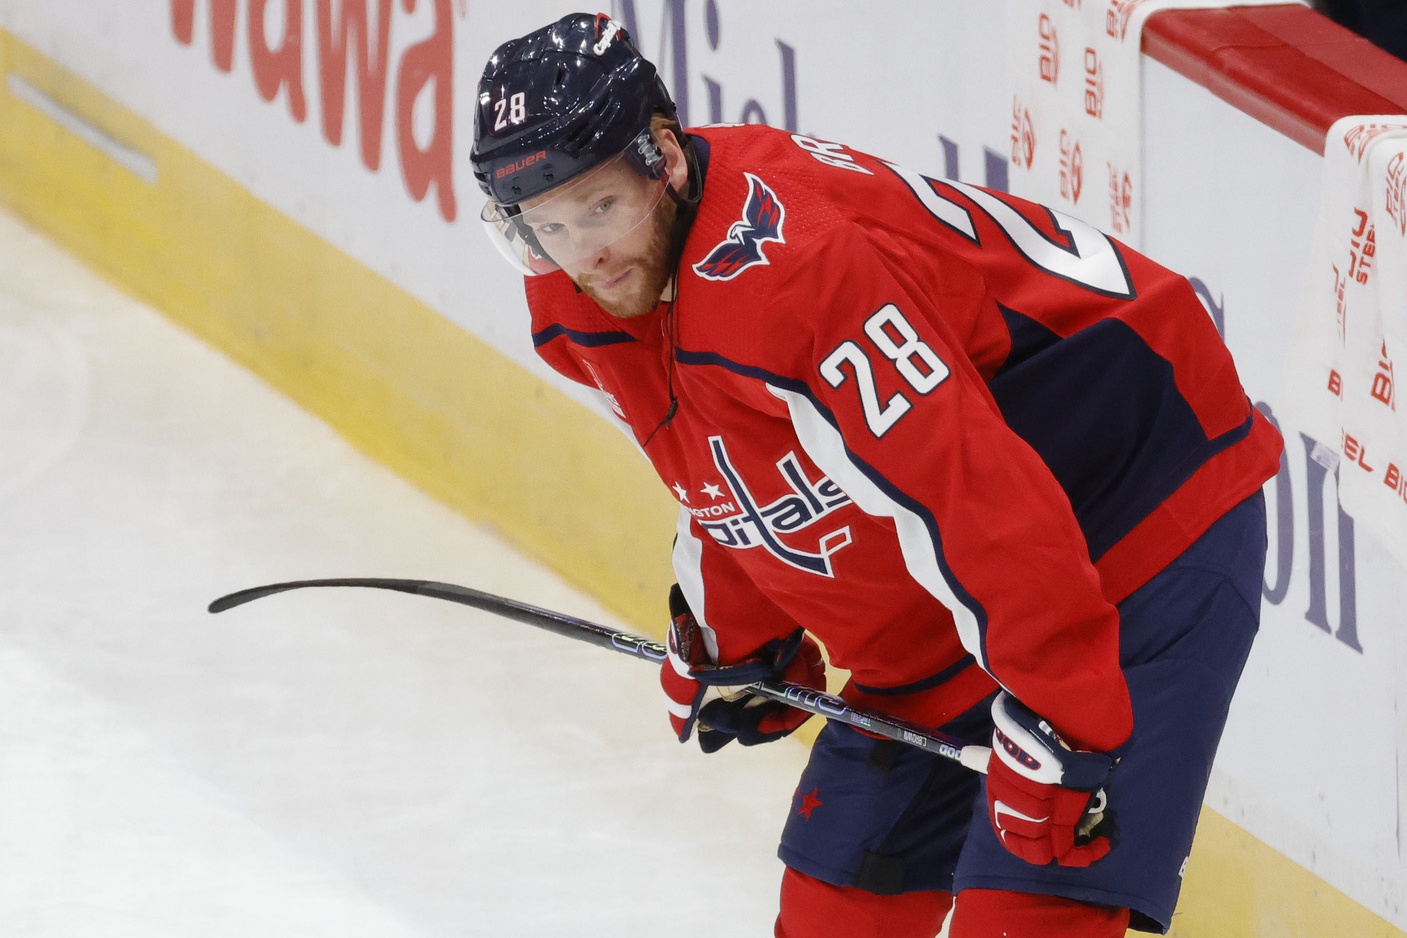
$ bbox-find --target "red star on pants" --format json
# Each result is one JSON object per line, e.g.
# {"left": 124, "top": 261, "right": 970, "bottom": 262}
{"left": 797, "top": 787, "right": 823, "bottom": 820}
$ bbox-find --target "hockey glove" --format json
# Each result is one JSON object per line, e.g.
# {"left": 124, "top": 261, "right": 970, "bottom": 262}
{"left": 660, "top": 585, "right": 826, "bottom": 753}
{"left": 986, "top": 690, "right": 1116, "bottom": 868}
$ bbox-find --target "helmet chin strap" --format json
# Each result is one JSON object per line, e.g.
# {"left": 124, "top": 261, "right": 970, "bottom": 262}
{"left": 661, "top": 138, "right": 702, "bottom": 280}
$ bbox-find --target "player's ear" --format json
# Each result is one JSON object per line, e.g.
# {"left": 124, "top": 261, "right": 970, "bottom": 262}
{"left": 656, "top": 129, "right": 689, "bottom": 196}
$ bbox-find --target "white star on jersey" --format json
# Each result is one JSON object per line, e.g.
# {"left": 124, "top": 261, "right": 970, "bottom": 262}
{"left": 672, "top": 482, "right": 690, "bottom": 503}
{"left": 702, "top": 482, "right": 725, "bottom": 500}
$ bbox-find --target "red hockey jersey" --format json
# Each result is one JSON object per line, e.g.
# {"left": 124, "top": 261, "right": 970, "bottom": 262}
{"left": 525, "top": 125, "right": 1282, "bottom": 753}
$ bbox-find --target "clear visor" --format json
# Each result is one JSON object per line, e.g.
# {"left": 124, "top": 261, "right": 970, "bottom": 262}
{"left": 480, "top": 149, "right": 670, "bottom": 277}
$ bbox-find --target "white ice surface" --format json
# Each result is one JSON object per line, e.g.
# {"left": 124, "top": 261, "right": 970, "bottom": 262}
{"left": 0, "top": 208, "right": 811, "bottom": 937}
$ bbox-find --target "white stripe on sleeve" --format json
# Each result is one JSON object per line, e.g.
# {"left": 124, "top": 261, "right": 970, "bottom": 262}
{"left": 671, "top": 507, "right": 722, "bottom": 664}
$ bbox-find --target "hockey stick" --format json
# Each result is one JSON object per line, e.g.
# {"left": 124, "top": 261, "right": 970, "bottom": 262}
{"left": 209, "top": 577, "right": 992, "bottom": 773}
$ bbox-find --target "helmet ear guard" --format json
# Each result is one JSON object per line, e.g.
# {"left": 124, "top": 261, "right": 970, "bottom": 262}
{"left": 630, "top": 128, "right": 667, "bottom": 180}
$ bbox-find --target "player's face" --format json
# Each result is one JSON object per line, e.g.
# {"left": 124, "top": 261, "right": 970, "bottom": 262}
{"left": 562, "top": 171, "right": 678, "bottom": 320}
{"left": 516, "top": 134, "right": 689, "bottom": 319}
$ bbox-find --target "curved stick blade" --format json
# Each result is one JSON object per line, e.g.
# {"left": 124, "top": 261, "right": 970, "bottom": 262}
{"left": 208, "top": 578, "right": 436, "bottom": 613}
{"left": 207, "top": 577, "right": 655, "bottom": 658}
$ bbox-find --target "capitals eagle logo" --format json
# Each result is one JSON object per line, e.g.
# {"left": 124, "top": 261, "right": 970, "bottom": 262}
{"left": 692, "top": 172, "right": 786, "bottom": 281}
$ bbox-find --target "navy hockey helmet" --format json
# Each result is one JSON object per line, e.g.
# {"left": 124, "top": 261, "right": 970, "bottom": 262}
{"left": 471, "top": 12, "right": 677, "bottom": 207}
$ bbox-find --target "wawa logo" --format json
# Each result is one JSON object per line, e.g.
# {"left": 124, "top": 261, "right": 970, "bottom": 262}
{"left": 169, "top": 0, "right": 458, "bottom": 223}
{"left": 691, "top": 437, "right": 853, "bottom": 578}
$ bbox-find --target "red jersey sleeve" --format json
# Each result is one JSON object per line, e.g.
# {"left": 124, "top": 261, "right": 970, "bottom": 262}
{"left": 525, "top": 276, "right": 597, "bottom": 390}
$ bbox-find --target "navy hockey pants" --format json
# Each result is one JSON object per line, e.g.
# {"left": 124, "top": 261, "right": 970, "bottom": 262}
{"left": 777, "top": 491, "right": 1268, "bottom": 933}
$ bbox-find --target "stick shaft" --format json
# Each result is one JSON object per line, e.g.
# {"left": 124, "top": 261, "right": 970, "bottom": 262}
{"left": 209, "top": 577, "right": 991, "bottom": 771}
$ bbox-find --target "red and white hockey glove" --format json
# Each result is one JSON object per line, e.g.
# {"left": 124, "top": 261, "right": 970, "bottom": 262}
{"left": 986, "top": 691, "right": 1116, "bottom": 868}
{"left": 660, "top": 585, "right": 826, "bottom": 753}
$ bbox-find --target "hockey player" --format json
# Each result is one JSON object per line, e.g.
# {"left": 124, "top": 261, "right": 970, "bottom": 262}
{"left": 471, "top": 13, "right": 1283, "bottom": 938}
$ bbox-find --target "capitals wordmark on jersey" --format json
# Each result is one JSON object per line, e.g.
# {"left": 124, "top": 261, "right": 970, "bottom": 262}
{"left": 691, "top": 437, "right": 853, "bottom": 578}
